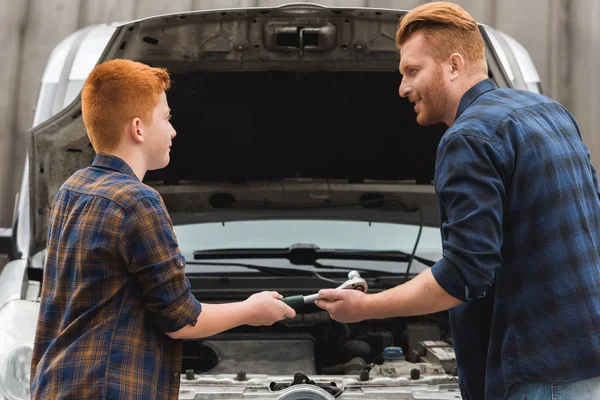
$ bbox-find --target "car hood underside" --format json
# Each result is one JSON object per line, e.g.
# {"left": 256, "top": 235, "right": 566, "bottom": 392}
{"left": 28, "top": 3, "right": 445, "bottom": 255}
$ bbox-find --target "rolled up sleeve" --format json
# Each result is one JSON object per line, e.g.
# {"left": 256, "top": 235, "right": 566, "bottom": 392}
{"left": 431, "top": 133, "right": 506, "bottom": 302}
{"left": 120, "top": 194, "right": 202, "bottom": 332}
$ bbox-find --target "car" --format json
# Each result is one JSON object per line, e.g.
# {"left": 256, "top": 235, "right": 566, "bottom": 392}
{"left": 0, "top": 3, "right": 543, "bottom": 399}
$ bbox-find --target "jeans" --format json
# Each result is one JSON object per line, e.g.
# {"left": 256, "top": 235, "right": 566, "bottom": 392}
{"left": 505, "top": 375, "right": 600, "bottom": 400}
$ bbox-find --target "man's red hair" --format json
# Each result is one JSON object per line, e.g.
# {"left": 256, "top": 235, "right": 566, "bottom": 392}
{"left": 396, "top": 2, "right": 486, "bottom": 74}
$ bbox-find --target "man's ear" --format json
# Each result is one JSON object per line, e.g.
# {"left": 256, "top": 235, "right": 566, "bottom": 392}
{"left": 448, "top": 53, "right": 465, "bottom": 80}
{"left": 128, "top": 118, "right": 144, "bottom": 144}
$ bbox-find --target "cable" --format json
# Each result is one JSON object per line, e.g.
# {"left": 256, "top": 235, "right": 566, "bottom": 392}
{"left": 404, "top": 206, "right": 423, "bottom": 282}
{"left": 312, "top": 269, "right": 342, "bottom": 284}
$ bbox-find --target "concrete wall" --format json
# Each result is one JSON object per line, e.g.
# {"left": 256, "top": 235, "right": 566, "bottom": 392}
{"left": 0, "top": 0, "right": 597, "bottom": 225}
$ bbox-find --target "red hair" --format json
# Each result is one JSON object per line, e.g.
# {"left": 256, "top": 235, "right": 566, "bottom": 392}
{"left": 81, "top": 59, "right": 170, "bottom": 152}
{"left": 396, "top": 2, "right": 486, "bottom": 73}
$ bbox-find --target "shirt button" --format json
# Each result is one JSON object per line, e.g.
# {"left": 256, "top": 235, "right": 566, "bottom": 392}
{"left": 173, "top": 372, "right": 180, "bottom": 378}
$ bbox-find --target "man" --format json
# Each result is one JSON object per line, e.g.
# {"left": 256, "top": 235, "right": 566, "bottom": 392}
{"left": 316, "top": 2, "right": 600, "bottom": 399}
{"left": 30, "top": 59, "right": 296, "bottom": 399}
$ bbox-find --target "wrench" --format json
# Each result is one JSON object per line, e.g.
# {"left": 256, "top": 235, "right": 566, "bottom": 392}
{"left": 280, "top": 270, "right": 368, "bottom": 309}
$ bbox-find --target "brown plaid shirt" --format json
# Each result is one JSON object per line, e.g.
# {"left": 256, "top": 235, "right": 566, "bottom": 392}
{"left": 31, "top": 154, "right": 202, "bottom": 399}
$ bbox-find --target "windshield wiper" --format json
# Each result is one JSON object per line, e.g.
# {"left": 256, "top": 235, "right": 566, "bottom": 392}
{"left": 186, "top": 259, "right": 363, "bottom": 281}
{"left": 193, "top": 243, "right": 436, "bottom": 268}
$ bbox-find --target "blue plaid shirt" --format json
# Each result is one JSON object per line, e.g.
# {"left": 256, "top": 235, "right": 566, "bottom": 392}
{"left": 431, "top": 79, "right": 600, "bottom": 400}
{"left": 31, "top": 154, "right": 203, "bottom": 399}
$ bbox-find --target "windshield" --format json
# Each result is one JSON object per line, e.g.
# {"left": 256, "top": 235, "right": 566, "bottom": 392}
{"left": 172, "top": 219, "right": 442, "bottom": 262}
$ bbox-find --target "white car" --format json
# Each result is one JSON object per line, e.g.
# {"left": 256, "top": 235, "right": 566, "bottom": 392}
{"left": 0, "top": 3, "right": 542, "bottom": 399}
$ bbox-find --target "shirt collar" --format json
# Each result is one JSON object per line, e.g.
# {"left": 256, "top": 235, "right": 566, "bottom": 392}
{"left": 92, "top": 153, "right": 138, "bottom": 179}
{"left": 455, "top": 78, "right": 498, "bottom": 121}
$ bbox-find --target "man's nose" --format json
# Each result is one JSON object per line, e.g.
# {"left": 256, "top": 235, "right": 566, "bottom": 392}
{"left": 171, "top": 128, "right": 177, "bottom": 139}
{"left": 399, "top": 81, "right": 410, "bottom": 98}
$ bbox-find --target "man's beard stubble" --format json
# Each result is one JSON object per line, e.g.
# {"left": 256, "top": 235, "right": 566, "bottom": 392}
{"left": 418, "top": 65, "right": 449, "bottom": 126}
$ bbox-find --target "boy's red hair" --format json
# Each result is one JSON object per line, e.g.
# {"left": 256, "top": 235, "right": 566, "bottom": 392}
{"left": 81, "top": 59, "right": 171, "bottom": 152}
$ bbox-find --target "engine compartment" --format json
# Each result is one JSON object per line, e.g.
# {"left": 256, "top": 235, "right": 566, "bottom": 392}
{"left": 181, "top": 307, "right": 456, "bottom": 380}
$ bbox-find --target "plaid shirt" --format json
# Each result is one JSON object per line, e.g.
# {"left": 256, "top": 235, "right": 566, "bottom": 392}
{"left": 31, "top": 154, "right": 202, "bottom": 399}
{"left": 431, "top": 79, "right": 600, "bottom": 399}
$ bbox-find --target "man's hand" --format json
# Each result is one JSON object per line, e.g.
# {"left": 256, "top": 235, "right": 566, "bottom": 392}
{"left": 243, "top": 291, "right": 297, "bottom": 326}
{"left": 316, "top": 269, "right": 463, "bottom": 324}
{"left": 315, "top": 289, "right": 369, "bottom": 323}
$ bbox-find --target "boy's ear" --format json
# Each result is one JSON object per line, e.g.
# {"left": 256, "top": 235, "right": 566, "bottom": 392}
{"left": 129, "top": 118, "right": 144, "bottom": 144}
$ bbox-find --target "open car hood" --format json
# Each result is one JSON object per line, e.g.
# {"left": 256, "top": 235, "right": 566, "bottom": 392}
{"left": 28, "top": 3, "right": 444, "bottom": 256}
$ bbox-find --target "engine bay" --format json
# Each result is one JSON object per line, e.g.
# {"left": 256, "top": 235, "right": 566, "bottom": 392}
{"left": 181, "top": 307, "right": 456, "bottom": 381}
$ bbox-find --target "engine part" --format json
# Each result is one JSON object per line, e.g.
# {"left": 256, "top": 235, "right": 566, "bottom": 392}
{"left": 416, "top": 340, "right": 457, "bottom": 374}
{"left": 370, "top": 359, "right": 446, "bottom": 378}
{"left": 359, "top": 329, "right": 394, "bottom": 362}
{"left": 410, "top": 368, "right": 420, "bottom": 380}
{"left": 341, "top": 339, "right": 371, "bottom": 361}
{"left": 271, "top": 373, "right": 341, "bottom": 399}
{"left": 280, "top": 311, "right": 331, "bottom": 326}
{"left": 275, "top": 384, "right": 336, "bottom": 400}
{"left": 359, "top": 368, "right": 370, "bottom": 381}
{"left": 383, "top": 346, "right": 404, "bottom": 361}
{"left": 319, "top": 356, "right": 366, "bottom": 375}
{"left": 237, "top": 371, "right": 247, "bottom": 381}
{"left": 405, "top": 323, "right": 441, "bottom": 362}
{"left": 199, "top": 333, "right": 316, "bottom": 375}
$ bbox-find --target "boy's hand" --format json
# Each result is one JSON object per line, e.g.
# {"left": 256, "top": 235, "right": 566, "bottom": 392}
{"left": 243, "top": 291, "right": 296, "bottom": 326}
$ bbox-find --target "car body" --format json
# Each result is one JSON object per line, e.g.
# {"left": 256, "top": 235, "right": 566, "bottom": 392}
{"left": 0, "top": 3, "right": 542, "bottom": 399}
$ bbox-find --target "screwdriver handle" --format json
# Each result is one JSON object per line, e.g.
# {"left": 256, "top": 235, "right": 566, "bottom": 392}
{"left": 280, "top": 295, "right": 306, "bottom": 309}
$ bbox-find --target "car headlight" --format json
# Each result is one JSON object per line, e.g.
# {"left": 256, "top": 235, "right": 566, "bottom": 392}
{"left": 0, "top": 298, "right": 39, "bottom": 400}
{"left": 0, "top": 342, "right": 32, "bottom": 400}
